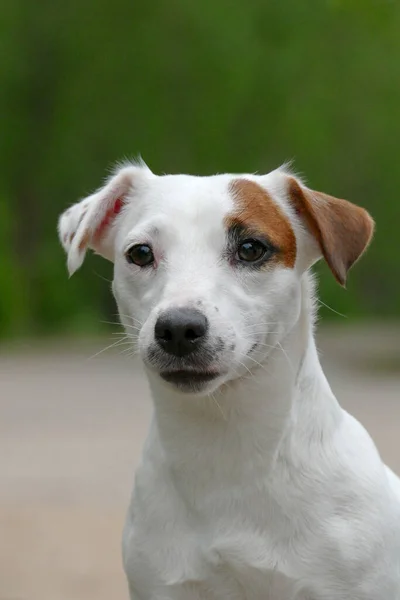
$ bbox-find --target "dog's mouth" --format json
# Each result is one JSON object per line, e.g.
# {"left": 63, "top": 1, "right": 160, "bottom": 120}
{"left": 160, "top": 370, "right": 221, "bottom": 392}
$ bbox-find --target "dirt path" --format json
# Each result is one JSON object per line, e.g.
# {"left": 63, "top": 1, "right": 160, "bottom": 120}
{"left": 1, "top": 327, "right": 399, "bottom": 600}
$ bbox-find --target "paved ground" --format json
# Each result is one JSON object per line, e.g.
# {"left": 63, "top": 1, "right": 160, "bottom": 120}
{"left": 0, "top": 325, "right": 399, "bottom": 600}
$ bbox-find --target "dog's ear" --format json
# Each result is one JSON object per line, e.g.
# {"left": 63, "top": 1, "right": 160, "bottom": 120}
{"left": 286, "top": 176, "right": 374, "bottom": 286}
{"left": 58, "top": 163, "right": 151, "bottom": 276}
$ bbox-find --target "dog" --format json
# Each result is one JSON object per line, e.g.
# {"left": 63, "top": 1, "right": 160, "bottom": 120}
{"left": 58, "top": 161, "right": 400, "bottom": 599}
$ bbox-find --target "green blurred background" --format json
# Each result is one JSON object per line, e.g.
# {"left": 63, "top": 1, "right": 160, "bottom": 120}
{"left": 1, "top": 0, "right": 400, "bottom": 339}
{"left": 1, "top": 4, "right": 400, "bottom": 599}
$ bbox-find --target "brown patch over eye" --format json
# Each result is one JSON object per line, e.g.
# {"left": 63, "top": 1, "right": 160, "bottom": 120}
{"left": 227, "top": 179, "right": 296, "bottom": 268}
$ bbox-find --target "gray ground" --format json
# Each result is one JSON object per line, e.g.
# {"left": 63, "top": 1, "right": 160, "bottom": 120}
{"left": 1, "top": 324, "right": 399, "bottom": 600}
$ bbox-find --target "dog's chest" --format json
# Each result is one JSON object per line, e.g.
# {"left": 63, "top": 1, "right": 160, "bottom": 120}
{"left": 122, "top": 475, "right": 301, "bottom": 599}
{"left": 123, "top": 518, "right": 299, "bottom": 600}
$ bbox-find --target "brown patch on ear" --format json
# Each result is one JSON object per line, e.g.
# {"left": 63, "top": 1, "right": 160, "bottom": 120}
{"left": 287, "top": 177, "right": 374, "bottom": 286}
{"left": 228, "top": 179, "right": 296, "bottom": 268}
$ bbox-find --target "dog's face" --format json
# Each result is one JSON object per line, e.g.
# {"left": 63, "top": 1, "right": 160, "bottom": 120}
{"left": 112, "top": 174, "right": 303, "bottom": 394}
{"left": 59, "top": 163, "right": 373, "bottom": 394}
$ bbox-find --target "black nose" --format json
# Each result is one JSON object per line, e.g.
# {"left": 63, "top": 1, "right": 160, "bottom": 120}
{"left": 154, "top": 308, "right": 208, "bottom": 357}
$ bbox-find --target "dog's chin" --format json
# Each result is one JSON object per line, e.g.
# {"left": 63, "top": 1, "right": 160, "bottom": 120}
{"left": 159, "top": 370, "right": 224, "bottom": 395}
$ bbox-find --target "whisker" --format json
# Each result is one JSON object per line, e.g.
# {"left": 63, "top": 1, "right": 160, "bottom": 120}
{"left": 115, "top": 313, "right": 144, "bottom": 326}
{"left": 87, "top": 337, "right": 131, "bottom": 360}
{"left": 243, "top": 324, "right": 278, "bottom": 329}
{"left": 317, "top": 299, "right": 347, "bottom": 319}
{"left": 119, "top": 344, "right": 138, "bottom": 355}
{"left": 250, "top": 341, "right": 277, "bottom": 349}
{"left": 112, "top": 331, "right": 139, "bottom": 340}
{"left": 92, "top": 270, "right": 113, "bottom": 284}
{"left": 236, "top": 359, "right": 271, "bottom": 389}
{"left": 121, "top": 324, "right": 142, "bottom": 332}
{"left": 103, "top": 320, "right": 142, "bottom": 332}
{"left": 244, "top": 354, "right": 270, "bottom": 373}
{"left": 246, "top": 339, "right": 293, "bottom": 373}
{"left": 124, "top": 348, "right": 141, "bottom": 359}
{"left": 277, "top": 341, "right": 294, "bottom": 375}
{"left": 244, "top": 331, "right": 280, "bottom": 337}
{"left": 101, "top": 320, "right": 124, "bottom": 328}
{"left": 243, "top": 326, "right": 281, "bottom": 331}
{"left": 209, "top": 392, "right": 227, "bottom": 420}
{"left": 120, "top": 337, "right": 139, "bottom": 346}
{"left": 237, "top": 360, "right": 254, "bottom": 378}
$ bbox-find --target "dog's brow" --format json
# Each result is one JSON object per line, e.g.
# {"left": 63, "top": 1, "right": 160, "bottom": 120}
{"left": 226, "top": 220, "right": 279, "bottom": 251}
{"left": 124, "top": 223, "right": 161, "bottom": 248}
{"left": 227, "top": 178, "right": 296, "bottom": 268}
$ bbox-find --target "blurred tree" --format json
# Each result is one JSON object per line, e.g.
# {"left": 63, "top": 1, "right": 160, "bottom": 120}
{"left": 0, "top": 0, "right": 399, "bottom": 337}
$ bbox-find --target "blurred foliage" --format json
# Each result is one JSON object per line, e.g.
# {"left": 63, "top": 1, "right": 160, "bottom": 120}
{"left": 1, "top": 0, "right": 399, "bottom": 337}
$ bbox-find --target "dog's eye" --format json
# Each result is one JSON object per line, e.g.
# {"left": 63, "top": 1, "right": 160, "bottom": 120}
{"left": 126, "top": 244, "right": 154, "bottom": 267}
{"left": 237, "top": 239, "right": 269, "bottom": 263}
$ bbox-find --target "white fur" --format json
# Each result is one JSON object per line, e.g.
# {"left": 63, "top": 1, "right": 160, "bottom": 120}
{"left": 58, "top": 163, "right": 400, "bottom": 599}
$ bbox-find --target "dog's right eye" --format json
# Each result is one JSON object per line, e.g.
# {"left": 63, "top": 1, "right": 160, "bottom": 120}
{"left": 126, "top": 244, "right": 154, "bottom": 267}
{"left": 236, "top": 239, "right": 273, "bottom": 263}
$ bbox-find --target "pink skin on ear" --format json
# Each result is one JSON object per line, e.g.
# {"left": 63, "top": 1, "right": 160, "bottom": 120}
{"left": 92, "top": 197, "right": 124, "bottom": 245}
{"left": 60, "top": 162, "right": 152, "bottom": 275}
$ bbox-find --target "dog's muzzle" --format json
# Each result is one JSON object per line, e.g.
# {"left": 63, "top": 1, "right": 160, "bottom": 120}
{"left": 149, "top": 307, "right": 223, "bottom": 392}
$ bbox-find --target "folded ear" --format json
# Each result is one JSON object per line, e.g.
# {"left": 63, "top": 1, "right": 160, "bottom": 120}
{"left": 286, "top": 176, "right": 375, "bottom": 286}
{"left": 58, "top": 162, "right": 151, "bottom": 275}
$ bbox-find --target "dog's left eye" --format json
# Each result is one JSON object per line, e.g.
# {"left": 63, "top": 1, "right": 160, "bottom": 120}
{"left": 237, "top": 239, "right": 270, "bottom": 263}
{"left": 126, "top": 244, "right": 154, "bottom": 267}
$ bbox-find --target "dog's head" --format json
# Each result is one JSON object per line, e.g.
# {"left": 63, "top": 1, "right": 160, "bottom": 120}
{"left": 59, "top": 162, "right": 374, "bottom": 394}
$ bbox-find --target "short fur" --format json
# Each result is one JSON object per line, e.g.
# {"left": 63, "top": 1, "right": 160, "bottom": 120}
{"left": 58, "top": 162, "right": 400, "bottom": 599}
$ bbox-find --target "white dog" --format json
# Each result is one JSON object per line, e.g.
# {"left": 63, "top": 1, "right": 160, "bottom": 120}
{"left": 58, "top": 162, "right": 400, "bottom": 599}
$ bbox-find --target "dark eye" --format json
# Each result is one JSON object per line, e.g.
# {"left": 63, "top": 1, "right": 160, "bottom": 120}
{"left": 237, "top": 239, "right": 269, "bottom": 263}
{"left": 126, "top": 244, "right": 154, "bottom": 267}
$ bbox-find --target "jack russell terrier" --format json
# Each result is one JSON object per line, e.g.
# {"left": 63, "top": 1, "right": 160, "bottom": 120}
{"left": 58, "top": 162, "right": 400, "bottom": 599}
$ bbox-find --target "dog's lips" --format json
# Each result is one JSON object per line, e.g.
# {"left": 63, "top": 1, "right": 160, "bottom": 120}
{"left": 159, "top": 370, "right": 221, "bottom": 392}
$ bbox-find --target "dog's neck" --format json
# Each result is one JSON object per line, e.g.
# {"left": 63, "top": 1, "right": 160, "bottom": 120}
{"left": 145, "top": 273, "right": 341, "bottom": 479}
